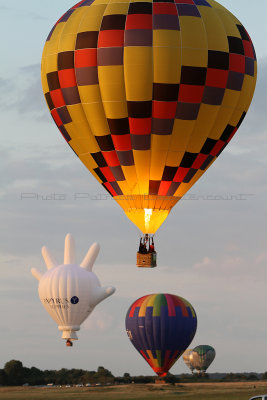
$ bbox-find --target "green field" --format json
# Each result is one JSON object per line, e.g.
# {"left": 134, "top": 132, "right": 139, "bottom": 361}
{"left": 0, "top": 383, "right": 267, "bottom": 400}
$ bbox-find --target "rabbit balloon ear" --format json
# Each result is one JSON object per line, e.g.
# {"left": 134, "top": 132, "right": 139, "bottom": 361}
{"left": 81, "top": 243, "right": 100, "bottom": 271}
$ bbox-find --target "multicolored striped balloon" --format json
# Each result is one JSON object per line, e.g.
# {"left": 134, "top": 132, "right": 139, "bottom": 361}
{"left": 41, "top": 0, "right": 257, "bottom": 235}
{"left": 125, "top": 293, "right": 197, "bottom": 376}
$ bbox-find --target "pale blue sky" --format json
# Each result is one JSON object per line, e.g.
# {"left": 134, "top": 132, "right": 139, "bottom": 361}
{"left": 0, "top": 0, "right": 267, "bottom": 377}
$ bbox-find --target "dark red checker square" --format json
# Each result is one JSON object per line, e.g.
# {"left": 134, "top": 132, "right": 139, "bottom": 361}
{"left": 126, "top": 14, "right": 152, "bottom": 30}
{"left": 103, "top": 182, "right": 117, "bottom": 196}
{"left": 210, "top": 140, "right": 225, "bottom": 156}
{"left": 112, "top": 134, "right": 132, "bottom": 151}
{"left": 178, "top": 85, "right": 204, "bottom": 103}
{"left": 173, "top": 167, "right": 190, "bottom": 182}
{"left": 153, "top": 101, "right": 177, "bottom": 119}
{"left": 100, "top": 166, "right": 115, "bottom": 182}
{"left": 205, "top": 68, "right": 228, "bottom": 88}
{"left": 229, "top": 54, "right": 245, "bottom": 73}
{"left": 102, "top": 151, "right": 120, "bottom": 167}
{"left": 51, "top": 109, "right": 63, "bottom": 127}
{"left": 175, "top": 0, "right": 194, "bottom": 3}
{"left": 243, "top": 40, "right": 254, "bottom": 58}
{"left": 192, "top": 153, "right": 208, "bottom": 169}
{"left": 153, "top": 3, "right": 177, "bottom": 15}
{"left": 98, "top": 30, "right": 124, "bottom": 47}
{"left": 50, "top": 89, "right": 66, "bottom": 108}
{"left": 129, "top": 117, "right": 152, "bottom": 135}
{"left": 158, "top": 181, "right": 172, "bottom": 196}
{"left": 227, "top": 127, "right": 237, "bottom": 143}
{"left": 75, "top": 49, "right": 97, "bottom": 67}
{"left": 58, "top": 69, "right": 77, "bottom": 88}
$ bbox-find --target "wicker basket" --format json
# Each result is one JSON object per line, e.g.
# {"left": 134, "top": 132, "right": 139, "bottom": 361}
{"left": 136, "top": 252, "right": 157, "bottom": 268}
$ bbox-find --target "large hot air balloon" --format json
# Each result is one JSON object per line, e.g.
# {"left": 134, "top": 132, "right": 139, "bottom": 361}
{"left": 190, "top": 345, "right": 216, "bottom": 374}
{"left": 125, "top": 294, "right": 197, "bottom": 376}
{"left": 41, "top": 0, "right": 257, "bottom": 254}
{"left": 31, "top": 234, "right": 115, "bottom": 346}
{"left": 183, "top": 348, "right": 194, "bottom": 373}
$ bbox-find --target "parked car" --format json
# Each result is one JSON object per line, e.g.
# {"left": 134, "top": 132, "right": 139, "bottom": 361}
{"left": 249, "top": 396, "right": 267, "bottom": 400}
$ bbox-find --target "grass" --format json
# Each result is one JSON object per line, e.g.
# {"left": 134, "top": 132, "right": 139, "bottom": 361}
{"left": 0, "top": 382, "right": 266, "bottom": 400}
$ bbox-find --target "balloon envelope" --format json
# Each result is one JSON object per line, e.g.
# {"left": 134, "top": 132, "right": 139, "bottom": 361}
{"left": 183, "top": 348, "right": 194, "bottom": 372}
{"left": 41, "top": 0, "right": 257, "bottom": 234}
{"left": 125, "top": 294, "right": 197, "bottom": 376}
{"left": 190, "top": 345, "right": 216, "bottom": 373}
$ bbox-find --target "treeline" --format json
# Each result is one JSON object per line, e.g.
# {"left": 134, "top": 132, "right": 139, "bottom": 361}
{"left": 0, "top": 360, "right": 267, "bottom": 386}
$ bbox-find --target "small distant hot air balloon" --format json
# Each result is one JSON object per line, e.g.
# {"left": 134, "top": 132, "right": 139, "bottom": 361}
{"left": 41, "top": 0, "right": 257, "bottom": 267}
{"left": 190, "top": 345, "right": 216, "bottom": 375}
{"left": 125, "top": 294, "right": 197, "bottom": 377}
{"left": 31, "top": 234, "right": 115, "bottom": 346}
{"left": 183, "top": 348, "right": 194, "bottom": 373}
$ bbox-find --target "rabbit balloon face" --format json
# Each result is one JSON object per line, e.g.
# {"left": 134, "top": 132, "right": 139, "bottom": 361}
{"left": 31, "top": 234, "right": 115, "bottom": 342}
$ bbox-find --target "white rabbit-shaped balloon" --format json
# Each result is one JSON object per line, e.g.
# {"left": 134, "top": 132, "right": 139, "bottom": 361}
{"left": 31, "top": 234, "right": 115, "bottom": 346}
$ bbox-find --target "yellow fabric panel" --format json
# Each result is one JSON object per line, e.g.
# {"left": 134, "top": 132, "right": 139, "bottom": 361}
{"left": 165, "top": 152, "right": 184, "bottom": 167}
{"left": 237, "top": 75, "right": 254, "bottom": 111}
{"left": 187, "top": 104, "right": 220, "bottom": 153}
{"left": 237, "top": 75, "right": 257, "bottom": 112}
{"left": 81, "top": 103, "right": 110, "bottom": 136}
{"left": 170, "top": 119, "right": 196, "bottom": 152}
{"left": 44, "top": 54, "right": 58, "bottom": 75}
{"left": 221, "top": 89, "right": 241, "bottom": 109}
{"left": 151, "top": 134, "right": 171, "bottom": 152}
{"left": 117, "top": 180, "right": 132, "bottom": 194}
{"left": 102, "top": 101, "right": 128, "bottom": 119}
{"left": 180, "top": 17, "right": 207, "bottom": 50}
{"left": 208, "top": 106, "right": 235, "bottom": 140}
{"left": 98, "top": 66, "right": 125, "bottom": 98}
{"left": 109, "top": 0, "right": 129, "bottom": 3}
{"left": 67, "top": 104, "right": 92, "bottom": 132}
{"left": 60, "top": 8, "right": 85, "bottom": 35}
{"left": 228, "top": 108, "right": 244, "bottom": 127}
{"left": 199, "top": 7, "right": 229, "bottom": 52}
{"left": 44, "top": 24, "right": 65, "bottom": 55}
{"left": 150, "top": 151, "right": 167, "bottom": 181}
{"left": 124, "top": 47, "right": 153, "bottom": 101}
{"left": 77, "top": 5, "right": 107, "bottom": 31}
{"left": 70, "top": 136, "right": 97, "bottom": 155}
{"left": 103, "top": 2, "right": 129, "bottom": 14}
{"left": 79, "top": 152, "right": 98, "bottom": 170}
{"left": 98, "top": 65, "right": 128, "bottom": 118}
{"left": 153, "top": 47, "right": 181, "bottom": 84}
{"left": 41, "top": 72, "right": 49, "bottom": 94}
{"left": 181, "top": 48, "right": 208, "bottom": 68}
{"left": 58, "top": 33, "right": 76, "bottom": 53}
{"left": 98, "top": 72, "right": 127, "bottom": 103}
{"left": 153, "top": 30, "right": 181, "bottom": 48}
{"left": 66, "top": 121, "right": 100, "bottom": 153}
{"left": 215, "top": 10, "right": 241, "bottom": 37}
{"left": 93, "top": 0, "right": 110, "bottom": 5}
{"left": 78, "top": 85, "right": 102, "bottom": 104}
{"left": 133, "top": 150, "right": 150, "bottom": 194}
{"left": 120, "top": 166, "right": 139, "bottom": 195}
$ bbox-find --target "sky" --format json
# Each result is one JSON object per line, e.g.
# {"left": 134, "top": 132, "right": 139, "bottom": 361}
{"left": 0, "top": 0, "right": 267, "bottom": 377}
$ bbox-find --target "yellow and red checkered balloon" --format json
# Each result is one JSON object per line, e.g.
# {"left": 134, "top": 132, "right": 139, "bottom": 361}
{"left": 41, "top": 0, "right": 257, "bottom": 234}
